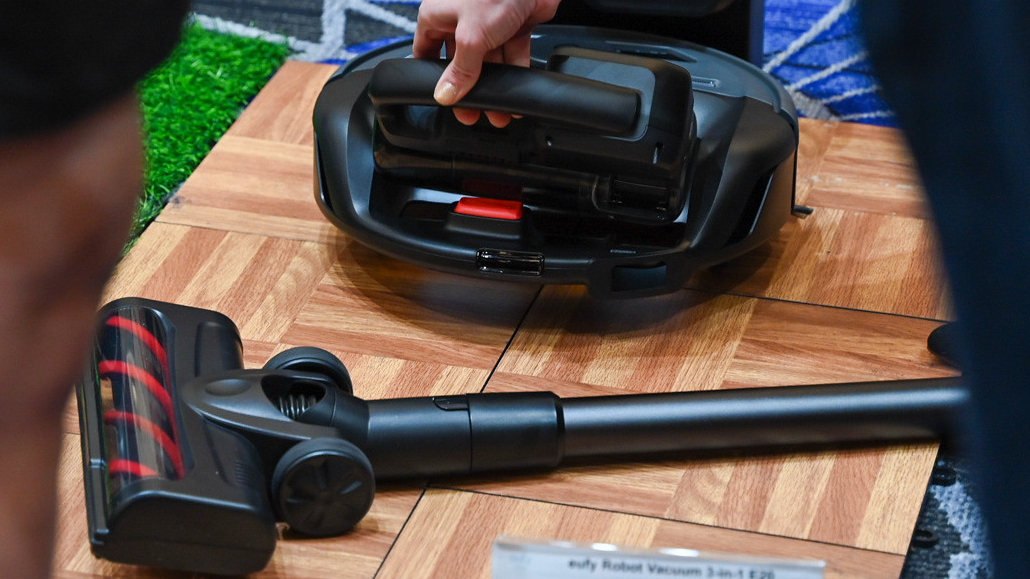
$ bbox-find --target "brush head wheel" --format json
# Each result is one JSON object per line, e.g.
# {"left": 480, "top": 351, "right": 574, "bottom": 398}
{"left": 264, "top": 347, "right": 353, "bottom": 394}
{"left": 271, "top": 437, "right": 376, "bottom": 536}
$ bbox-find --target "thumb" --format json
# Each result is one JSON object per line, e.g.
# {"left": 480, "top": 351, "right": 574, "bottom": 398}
{"left": 434, "top": 48, "right": 485, "bottom": 106}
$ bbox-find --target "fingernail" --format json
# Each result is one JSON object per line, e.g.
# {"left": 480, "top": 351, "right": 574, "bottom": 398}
{"left": 435, "top": 81, "right": 459, "bottom": 105}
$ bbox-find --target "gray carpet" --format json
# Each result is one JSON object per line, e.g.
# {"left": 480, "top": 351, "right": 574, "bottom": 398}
{"left": 192, "top": 0, "right": 419, "bottom": 62}
{"left": 188, "top": 1, "right": 992, "bottom": 577}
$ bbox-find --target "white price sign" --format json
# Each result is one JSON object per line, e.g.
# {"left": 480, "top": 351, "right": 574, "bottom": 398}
{"left": 493, "top": 537, "right": 825, "bottom": 579}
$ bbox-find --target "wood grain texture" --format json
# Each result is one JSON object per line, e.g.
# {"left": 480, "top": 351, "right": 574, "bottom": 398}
{"left": 54, "top": 61, "right": 957, "bottom": 578}
{"left": 689, "top": 121, "right": 949, "bottom": 320}
{"left": 227, "top": 61, "right": 337, "bottom": 145}
{"left": 375, "top": 490, "right": 905, "bottom": 579}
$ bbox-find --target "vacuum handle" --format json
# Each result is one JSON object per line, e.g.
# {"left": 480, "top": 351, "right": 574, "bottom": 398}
{"left": 367, "top": 58, "right": 641, "bottom": 135}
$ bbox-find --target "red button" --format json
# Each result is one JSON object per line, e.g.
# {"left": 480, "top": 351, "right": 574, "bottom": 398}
{"left": 454, "top": 197, "right": 524, "bottom": 220}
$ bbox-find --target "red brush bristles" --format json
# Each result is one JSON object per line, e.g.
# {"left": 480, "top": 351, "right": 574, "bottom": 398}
{"left": 104, "top": 410, "right": 185, "bottom": 479}
{"left": 106, "top": 315, "right": 170, "bottom": 377}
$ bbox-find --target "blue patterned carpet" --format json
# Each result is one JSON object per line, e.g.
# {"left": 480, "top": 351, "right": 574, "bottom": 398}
{"left": 764, "top": 0, "right": 895, "bottom": 126}
{"left": 190, "top": 1, "right": 991, "bottom": 577}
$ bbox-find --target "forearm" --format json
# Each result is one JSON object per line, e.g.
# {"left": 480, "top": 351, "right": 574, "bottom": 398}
{"left": 0, "top": 419, "right": 63, "bottom": 579}
{"left": 0, "top": 92, "right": 144, "bottom": 579}
{"left": 0, "top": 3, "right": 189, "bottom": 572}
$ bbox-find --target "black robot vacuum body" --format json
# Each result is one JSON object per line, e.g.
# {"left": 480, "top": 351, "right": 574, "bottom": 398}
{"left": 314, "top": 26, "right": 799, "bottom": 298}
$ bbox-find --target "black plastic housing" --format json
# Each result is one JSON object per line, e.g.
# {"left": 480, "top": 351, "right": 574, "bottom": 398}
{"left": 77, "top": 299, "right": 277, "bottom": 575}
{"left": 550, "top": 0, "right": 766, "bottom": 66}
{"left": 313, "top": 26, "right": 799, "bottom": 298}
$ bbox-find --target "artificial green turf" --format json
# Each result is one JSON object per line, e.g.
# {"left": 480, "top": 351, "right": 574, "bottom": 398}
{"left": 134, "top": 23, "right": 291, "bottom": 239}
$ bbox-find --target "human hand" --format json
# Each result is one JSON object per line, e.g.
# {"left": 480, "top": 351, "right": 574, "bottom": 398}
{"left": 413, "top": 0, "right": 561, "bottom": 127}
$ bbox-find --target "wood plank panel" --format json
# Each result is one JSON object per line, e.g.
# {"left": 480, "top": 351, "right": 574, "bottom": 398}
{"left": 227, "top": 61, "right": 338, "bottom": 145}
{"left": 721, "top": 299, "right": 954, "bottom": 387}
{"left": 282, "top": 237, "right": 539, "bottom": 370}
{"left": 690, "top": 122, "right": 949, "bottom": 319}
{"left": 495, "top": 287, "right": 952, "bottom": 393}
{"left": 494, "top": 286, "right": 755, "bottom": 393}
{"left": 376, "top": 489, "right": 905, "bottom": 579}
{"left": 807, "top": 123, "right": 926, "bottom": 219}
{"left": 104, "top": 222, "right": 335, "bottom": 344}
{"left": 158, "top": 135, "right": 337, "bottom": 242}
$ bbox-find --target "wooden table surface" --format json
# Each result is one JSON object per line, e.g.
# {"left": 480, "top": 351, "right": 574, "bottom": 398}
{"left": 53, "top": 61, "right": 957, "bottom": 578}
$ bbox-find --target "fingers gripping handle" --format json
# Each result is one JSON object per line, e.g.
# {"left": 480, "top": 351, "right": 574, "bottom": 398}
{"left": 367, "top": 58, "right": 641, "bottom": 135}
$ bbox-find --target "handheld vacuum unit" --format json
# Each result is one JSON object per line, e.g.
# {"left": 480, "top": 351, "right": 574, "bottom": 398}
{"left": 313, "top": 26, "right": 803, "bottom": 298}
{"left": 78, "top": 298, "right": 964, "bottom": 574}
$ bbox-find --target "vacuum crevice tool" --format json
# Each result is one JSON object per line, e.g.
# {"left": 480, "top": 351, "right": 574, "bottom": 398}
{"left": 77, "top": 298, "right": 966, "bottom": 575}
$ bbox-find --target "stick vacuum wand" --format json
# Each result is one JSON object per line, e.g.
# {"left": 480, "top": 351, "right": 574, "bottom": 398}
{"left": 331, "top": 377, "right": 965, "bottom": 479}
{"left": 559, "top": 377, "right": 965, "bottom": 456}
